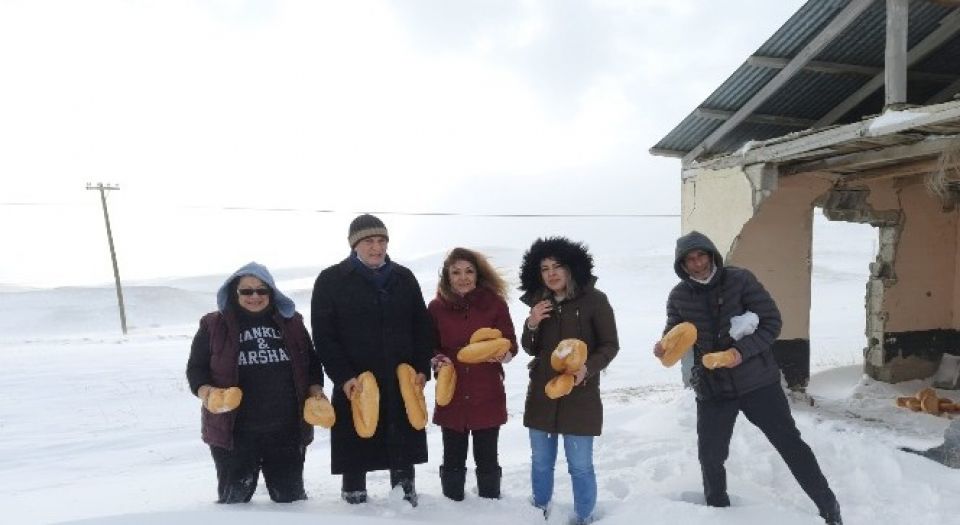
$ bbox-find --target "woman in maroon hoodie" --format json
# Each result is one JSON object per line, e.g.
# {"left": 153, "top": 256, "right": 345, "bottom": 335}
{"left": 428, "top": 247, "right": 518, "bottom": 501}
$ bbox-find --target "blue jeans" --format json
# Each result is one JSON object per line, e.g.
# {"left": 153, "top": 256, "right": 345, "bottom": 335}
{"left": 529, "top": 429, "right": 596, "bottom": 521}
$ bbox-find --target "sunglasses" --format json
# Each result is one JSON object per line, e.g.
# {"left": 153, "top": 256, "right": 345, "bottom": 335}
{"left": 237, "top": 288, "right": 271, "bottom": 296}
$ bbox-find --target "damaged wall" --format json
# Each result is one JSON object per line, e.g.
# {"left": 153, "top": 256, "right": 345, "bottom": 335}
{"left": 857, "top": 177, "right": 960, "bottom": 382}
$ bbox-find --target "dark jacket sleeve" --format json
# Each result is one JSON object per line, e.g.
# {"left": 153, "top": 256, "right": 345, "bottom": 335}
{"left": 731, "top": 270, "right": 782, "bottom": 360}
{"left": 495, "top": 297, "right": 519, "bottom": 356}
{"left": 664, "top": 286, "right": 683, "bottom": 335}
{"left": 186, "top": 320, "right": 212, "bottom": 396}
{"left": 585, "top": 290, "right": 619, "bottom": 379}
{"left": 310, "top": 271, "right": 355, "bottom": 386}
{"left": 294, "top": 314, "right": 324, "bottom": 387}
{"left": 408, "top": 272, "right": 436, "bottom": 380}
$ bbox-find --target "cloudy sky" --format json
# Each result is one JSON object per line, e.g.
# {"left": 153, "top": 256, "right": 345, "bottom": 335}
{"left": 0, "top": 0, "right": 806, "bottom": 286}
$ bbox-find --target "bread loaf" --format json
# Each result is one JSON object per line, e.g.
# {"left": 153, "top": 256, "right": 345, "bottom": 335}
{"left": 397, "top": 363, "right": 428, "bottom": 430}
{"left": 351, "top": 371, "right": 380, "bottom": 438}
{"left": 457, "top": 338, "right": 511, "bottom": 364}
{"left": 436, "top": 363, "right": 456, "bottom": 407}
{"left": 469, "top": 327, "right": 502, "bottom": 344}
{"left": 205, "top": 386, "right": 243, "bottom": 414}
{"left": 702, "top": 349, "right": 738, "bottom": 370}
{"left": 304, "top": 395, "right": 336, "bottom": 428}
{"left": 659, "top": 322, "right": 697, "bottom": 367}
{"left": 545, "top": 374, "right": 575, "bottom": 399}
{"left": 550, "top": 339, "right": 587, "bottom": 374}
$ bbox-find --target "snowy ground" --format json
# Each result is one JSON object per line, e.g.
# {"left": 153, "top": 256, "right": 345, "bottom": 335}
{"left": 2, "top": 216, "right": 958, "bottom": 524}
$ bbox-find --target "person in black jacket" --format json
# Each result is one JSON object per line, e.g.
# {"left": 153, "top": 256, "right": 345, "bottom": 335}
{"left": 654, "top": 231, "right": 842, "bottom": 525}
{"left": 311, "top": 214, "right": 434, "bottom": 507}
{"left": 186, "top": 261, "right": 325, "bottom": 504}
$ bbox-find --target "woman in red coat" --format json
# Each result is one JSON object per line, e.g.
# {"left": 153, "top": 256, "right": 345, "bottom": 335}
{"left": 428, "top": 247, "right": 518, "bottom": 501}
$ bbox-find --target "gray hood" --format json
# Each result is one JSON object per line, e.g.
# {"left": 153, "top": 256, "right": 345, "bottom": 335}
{"left": 216, "top": 261, "right": 296, "bottom": 318}
{"left": 673, "top": 231, "right": 724, "bottom": 281}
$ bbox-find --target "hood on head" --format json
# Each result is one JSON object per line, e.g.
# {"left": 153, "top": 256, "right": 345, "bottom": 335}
{"left": 518, "top": 237, "right": 595, "bottom": 303}
{"left": 216, "top": 261, "right": 296, "bottom": 318}
{"left": 674, "top": 231, "right": 723, "bottom": 281}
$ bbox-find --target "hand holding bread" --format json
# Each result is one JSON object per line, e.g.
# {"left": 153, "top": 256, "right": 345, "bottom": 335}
{"left": 658, "top": 322, "right": 697, "bottom": 367}
{"left": 304, "top": 393, "right": 336, "bottom": 428}
{"left": 200, "top": 386, "right": 243, "bottom": 414}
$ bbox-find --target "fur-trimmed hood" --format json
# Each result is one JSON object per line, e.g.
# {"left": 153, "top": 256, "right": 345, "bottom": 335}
{"left": 518, "top": 237, "right": 596, "bottom": 305}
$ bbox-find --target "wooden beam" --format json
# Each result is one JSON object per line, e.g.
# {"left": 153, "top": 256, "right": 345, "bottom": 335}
{"left": 783, "top": 136, "right": 960, "bottom": 175}
{"left": 843, "top": 157, "right": 940, "bottom": 181}
{"left": 928, "top": 78, "right": 960, "bottom": 104}
{"left": 694, "top": 107, "right": 816, "bottom": 128}
{"left": 886, "top": 0, "right": 909, "bottom": 107}
{"left": 748, "top": 55, "right": 959, "bottom": 82}
{"left": 748, "top": 56, "right": 881, "bottom": 76}
{"left": 815, "top": 8, "right": 960, "bottom": 127}
{"left": 681, "top": 0, "right": 875, "bottom": 165}
{"left": 648, "top": 147, "right": 687, "bottom": 158}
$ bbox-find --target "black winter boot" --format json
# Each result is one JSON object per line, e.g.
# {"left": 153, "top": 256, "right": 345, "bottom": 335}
{"left": 476, "top": 466, "right": 501, "bottom": 499}
{"left": 440, "top": 465, "right": 467, "bottom": 501}
{"left": 390, "top": 467, "right": 418, "bottom": 507}
{"left": 341, "top": 471, "right": 367, "bottom": 504}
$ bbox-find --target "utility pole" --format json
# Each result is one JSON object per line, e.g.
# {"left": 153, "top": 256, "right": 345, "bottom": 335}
{"left": 86, "top": 183, "right": 128, "bottom": 335}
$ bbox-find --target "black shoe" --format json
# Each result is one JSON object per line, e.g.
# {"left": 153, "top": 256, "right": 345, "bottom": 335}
{"left": 341, "top": 490, "right": 367, "bottom": 504}
{"left": 705, "top": 493, "right": 730, "bottom": 507}
{"left": 819, "top": 500, "right": 842, "bottom": 524}
{"left": 440, "top": 465, "right": 467, "bottom": 501}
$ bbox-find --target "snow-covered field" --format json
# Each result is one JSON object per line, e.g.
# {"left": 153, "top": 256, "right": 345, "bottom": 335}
{"left": 2, "top": 215, "right": 958, "bottom": 524}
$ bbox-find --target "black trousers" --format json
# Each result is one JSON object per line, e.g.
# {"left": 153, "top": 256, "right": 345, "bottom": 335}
{"left": 441, "top": 426, "right": 500, "bottom": 473}
{"left": 696, "top": 382, "right": 837, "bottom": 513}
{"left": 209, "top": 430, "right": 306, "bottom": 503}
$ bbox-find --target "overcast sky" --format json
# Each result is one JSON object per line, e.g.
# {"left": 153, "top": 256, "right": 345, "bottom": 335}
{"left": 0, "top": 0, "right": 806, "bottom": 286}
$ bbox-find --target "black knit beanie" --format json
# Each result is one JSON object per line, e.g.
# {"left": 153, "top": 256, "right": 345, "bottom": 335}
{"left": 348, "top": 214, "right": 389, "bottom": 248}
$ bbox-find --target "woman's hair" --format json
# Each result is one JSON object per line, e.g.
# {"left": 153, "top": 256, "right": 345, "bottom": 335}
{"left": 437, "top": 247, "right": 508, "bottom": 302}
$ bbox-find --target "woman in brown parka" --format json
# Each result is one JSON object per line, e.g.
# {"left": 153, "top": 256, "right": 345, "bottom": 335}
{"left": 519, "top": 237, "right": 619, "bottom": 525}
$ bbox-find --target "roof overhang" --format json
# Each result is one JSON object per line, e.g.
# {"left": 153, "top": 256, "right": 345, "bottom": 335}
{"left": 682, "top": 99, "right": 960, "bottom": 182}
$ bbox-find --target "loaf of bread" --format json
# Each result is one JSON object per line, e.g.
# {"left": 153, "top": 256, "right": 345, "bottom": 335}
{"left": 397, "top": 363, "right": 428, "bottom": 430}
{"left": 659, "top": 322, "right": 697, "bottom": 367}
{"left": 469, "top": 327, "right": 502, "bottom": 344}
{"left": 545, "top": 374, "right": 575, "bottom": 399}
{"left": 457, "top": 338, "right": 511, "bottom": 364}
{"left": 303, "top": 395, "right": 336, "bottom": 428}
{"left": 550, "top": 339, "right": 587, "bottom": 374}
{"left": 435, "top": 363, "right": 456, "bottom": 407}
{"left": 702, "top": 349, "right": 738, "bottom": 370}
{"left": 205, "top": 386, "right": 243, "bottom": 414}
{"left": 351, "top": 371, "right": 380, "bottom": 438}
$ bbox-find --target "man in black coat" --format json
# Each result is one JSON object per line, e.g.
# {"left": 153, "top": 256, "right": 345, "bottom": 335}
{"left": 311, "top": 214, "right": 434, "bottom": 506}
{"left": 654, "top": 231, "right": 842, "bottom": 525}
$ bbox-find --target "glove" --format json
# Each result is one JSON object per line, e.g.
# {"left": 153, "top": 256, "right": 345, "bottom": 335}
{"left": 201, "top": 386, "right": 243, "bottom": 414}
{"left": 304, "top": 394, "right": 336, "bottom": 428}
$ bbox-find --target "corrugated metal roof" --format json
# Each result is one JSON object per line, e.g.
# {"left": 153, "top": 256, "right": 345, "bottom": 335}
{"left": 651, "top": 0, "right": 960, "bottom": 162}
